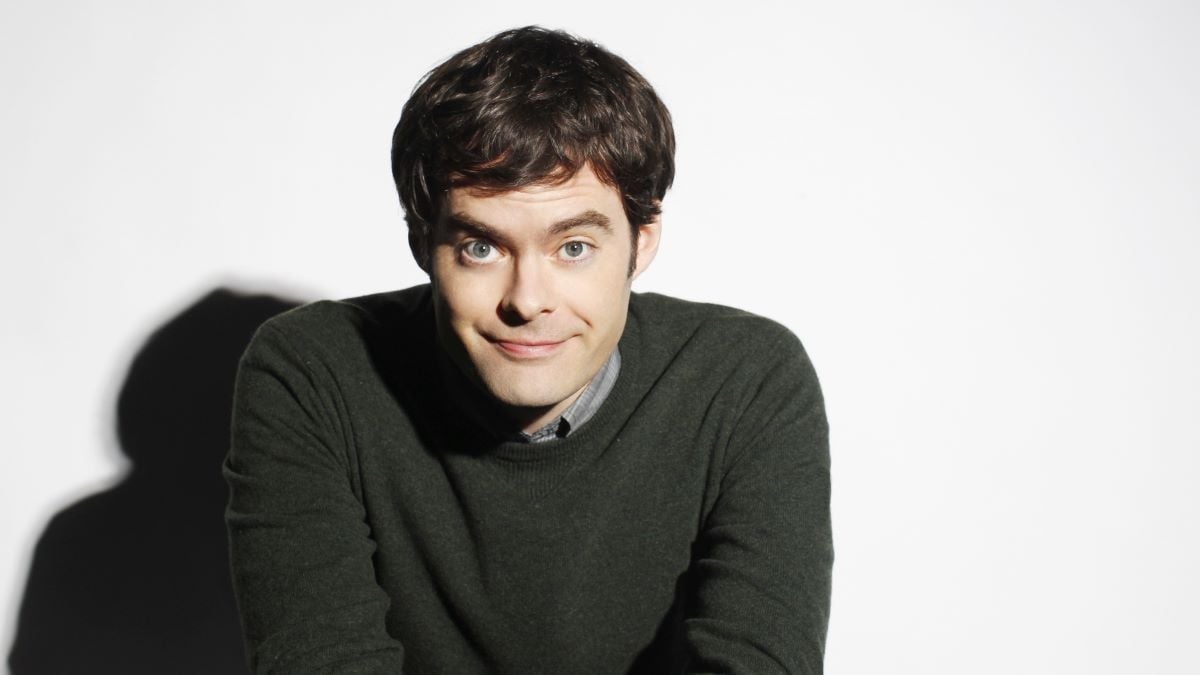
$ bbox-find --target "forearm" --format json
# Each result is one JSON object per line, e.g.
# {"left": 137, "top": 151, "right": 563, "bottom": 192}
{"left": 680, "top": 328, "right": 832, "bottom": 673}
{"left": 225, "top": 323, "right": 405, "bottom": 673}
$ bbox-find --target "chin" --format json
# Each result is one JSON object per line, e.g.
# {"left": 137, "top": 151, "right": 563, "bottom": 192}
{"left": 479, "top": 368, "right": 581, "bottom": 411}
{"left": 485, "top": 381, "right": 570, "bottom": 411}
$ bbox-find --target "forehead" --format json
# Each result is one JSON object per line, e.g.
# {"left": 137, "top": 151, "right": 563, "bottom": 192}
{"left": 446, "top": 165, "right": 626, "bottom": 227}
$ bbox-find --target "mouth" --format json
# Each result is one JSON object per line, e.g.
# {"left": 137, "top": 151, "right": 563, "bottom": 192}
{"left": 490, "top": 337, "right": 570, "bottom": 359}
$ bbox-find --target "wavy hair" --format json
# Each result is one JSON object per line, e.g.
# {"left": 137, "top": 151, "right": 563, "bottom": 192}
{"left": 391, "top": 26, "right": 676, "bottom": 272}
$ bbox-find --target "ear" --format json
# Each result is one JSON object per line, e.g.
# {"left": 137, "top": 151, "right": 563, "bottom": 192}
{"left": 631, "top": 213, "right": 661, "bottom": 281}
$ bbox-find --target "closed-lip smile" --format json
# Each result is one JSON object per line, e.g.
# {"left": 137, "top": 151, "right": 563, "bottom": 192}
{"left": 490, "top": 337, "right": 569, "bottom": 359}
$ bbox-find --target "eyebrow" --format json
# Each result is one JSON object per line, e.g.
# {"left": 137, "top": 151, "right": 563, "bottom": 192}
{"left": 547, "top": 210, "right": 612, "bottom": 235}
{"left": 444, "top": 209, "right": 612, "bottom": 243}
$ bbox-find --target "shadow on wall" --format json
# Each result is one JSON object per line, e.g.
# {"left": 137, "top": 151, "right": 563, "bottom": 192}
{"left": 8, "top": 288, "right": 301, "bottom": 675}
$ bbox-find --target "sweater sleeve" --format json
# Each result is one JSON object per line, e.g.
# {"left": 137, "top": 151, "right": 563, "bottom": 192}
{"left": 682, "top": 327, "right": 833, "bottom": 674}
{"left": 223, "top": 322, "right": 406, "bottom": 674}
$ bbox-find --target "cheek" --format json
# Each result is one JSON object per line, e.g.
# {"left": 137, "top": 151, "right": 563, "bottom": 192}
{"left": 560, "top": 268, "right": 631, "bottom": 330}
{"left": 434, "top": 267, "right": 497, "bottom": 329}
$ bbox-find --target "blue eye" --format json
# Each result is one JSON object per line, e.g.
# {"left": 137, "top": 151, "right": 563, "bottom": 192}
{"left": 466, "top": 240, "right": 493, "bottom": 259}
{"left": 561, "top": 241, "right": 592, "bottom": 259}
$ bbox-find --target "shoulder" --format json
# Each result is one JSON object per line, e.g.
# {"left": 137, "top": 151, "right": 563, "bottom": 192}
{"left": 624, "top": 293, "right": 827, "bottom": 470}
{"left": 241, "top": 285, "right": 435, "bottom": 386}
{"left": 258, "top": 284, "right": 431, "bottom": 345}
{"left": 625, "top": 293, "right": 821, "bottom": 417}
{"left": 628, "top": 292, "right": 808, "bottom": 365}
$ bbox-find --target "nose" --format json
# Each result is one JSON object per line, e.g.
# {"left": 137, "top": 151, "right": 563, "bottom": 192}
{"left": 499, "top": 256, "right": 555, "bottom": 324}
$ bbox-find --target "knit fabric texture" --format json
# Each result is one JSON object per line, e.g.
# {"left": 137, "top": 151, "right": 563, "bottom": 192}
{"left": 224, "top": 285, "right": 832, "bottom": 674}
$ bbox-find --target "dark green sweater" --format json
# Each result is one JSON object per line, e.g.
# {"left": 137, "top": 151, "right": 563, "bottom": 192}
{"left": 225, "top": 285, "right": 831, "bottom": 674}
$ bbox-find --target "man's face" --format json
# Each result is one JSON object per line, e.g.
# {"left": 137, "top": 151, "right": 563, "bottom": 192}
{"left": 430, "top": 164, "right": 660, "bottom": 432}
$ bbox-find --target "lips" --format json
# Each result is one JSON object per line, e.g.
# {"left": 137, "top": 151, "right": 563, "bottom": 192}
{"left": 490, "top": 337, "right": 569, "bottom": 359}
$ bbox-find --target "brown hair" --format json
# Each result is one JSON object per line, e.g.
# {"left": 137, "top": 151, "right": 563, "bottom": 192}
{"left": 391, "top": 26, "right": 676, "bottom": 271}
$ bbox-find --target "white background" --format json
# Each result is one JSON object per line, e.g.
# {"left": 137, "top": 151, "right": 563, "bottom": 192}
{"left": 3, "top": 1, "right": 1198, "bottom": 672}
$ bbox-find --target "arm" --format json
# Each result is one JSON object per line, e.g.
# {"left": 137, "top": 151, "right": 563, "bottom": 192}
{"left": 224, "top": 323, "right": 405, "bottom": 674}
{"left": 683, "top": 328, "right": 833, "bottom": 674}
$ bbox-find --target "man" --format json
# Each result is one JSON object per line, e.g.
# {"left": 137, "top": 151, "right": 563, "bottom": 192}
{"left": 225, "top": 26, "right": 831, "bottom": 674}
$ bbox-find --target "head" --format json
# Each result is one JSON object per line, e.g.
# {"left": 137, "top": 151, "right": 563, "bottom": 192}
{"left": 391, "top": 26, "right": 675, "bottom": 431}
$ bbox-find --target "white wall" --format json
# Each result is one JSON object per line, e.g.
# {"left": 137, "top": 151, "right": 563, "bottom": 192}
{"left": 3, "top": 1, "right": 1197, "bottom": 672}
